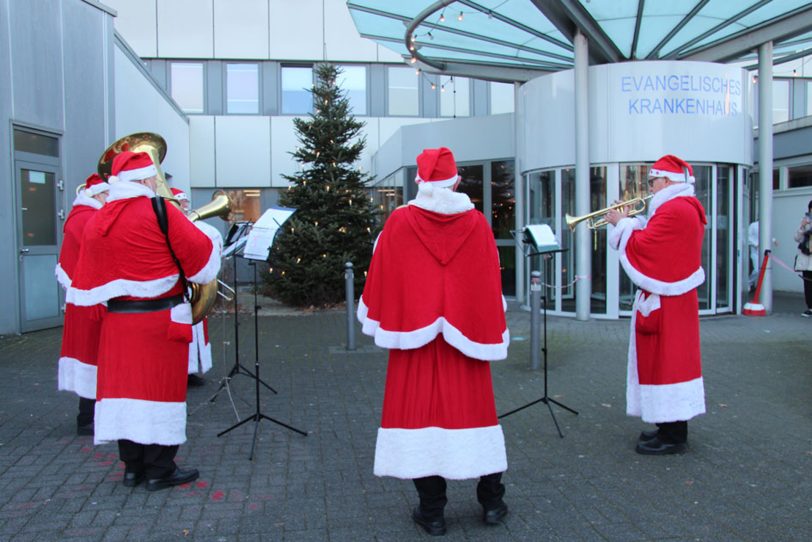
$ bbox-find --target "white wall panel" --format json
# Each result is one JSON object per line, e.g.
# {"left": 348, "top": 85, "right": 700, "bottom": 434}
{"left": 376, "top": 45, "right": 403, "bottom": 63}
{"left": 270, "top": 116, "right": 300, "bottom": 186}
{"left": 377, "top": 117, "right": 434, "bottom": 150}
{"left": 324, "top": 0, "right": 377, "bottom": 61}
{"left": 357, "top": 121, "right": 379, "bottom": 174}
{"left": 189, "top": 116, "right": 215, "bottom": 187}
{"left": 104, "top": 0, "right": 157, "bottom": 57}
{"left": 214, "top": 0, "right": 269, "bottom": 59}
{"left": 157, "top": 0, "right": 213, "bottom": 58}
{"left": 114, "top": 46, "right": 190, "bottom": 184}
{"left": 772, "top": 189, "right": 812, "bottom": 293}
{"left": 215, "top": 116, "right": 271, "bottom": 187}
{"left": 269, "top": 0, "right": 323, "bottom": 60}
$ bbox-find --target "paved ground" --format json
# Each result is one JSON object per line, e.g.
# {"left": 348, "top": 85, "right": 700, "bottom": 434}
{"left": 0, "top": 292, "right": 810, "bottom": 541}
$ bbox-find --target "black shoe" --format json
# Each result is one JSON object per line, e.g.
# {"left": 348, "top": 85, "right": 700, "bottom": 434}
{"left": 122, "top": 471, "right": 145, "bottom": 488}
{"left": 638, "top": 429, "right": 658, "bottom": 442}
{"left": 635, "top": 436, "right": 686, "bottom": 455}
{"left": 412, "top": 506, "right": 446, "bottom": 536}
{"left": 145, "top": 467, "right": 199, "bottom": 491}
{"left": 187, "top": 374, "right": 206, "bottom": 387}
{"left": 76, "top": 423, "right": 94, "bottom": 436}
{"left": 483, "top": 501, "right": 508, "bottom": 525}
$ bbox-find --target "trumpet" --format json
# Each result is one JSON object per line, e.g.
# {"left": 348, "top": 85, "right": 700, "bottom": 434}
{"left": 565, "top": 195, "right": 652, "bottom": 230}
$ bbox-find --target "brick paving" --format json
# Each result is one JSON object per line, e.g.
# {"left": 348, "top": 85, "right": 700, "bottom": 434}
{"left": 0, "top": 293, "right": 810, "bottom": 541}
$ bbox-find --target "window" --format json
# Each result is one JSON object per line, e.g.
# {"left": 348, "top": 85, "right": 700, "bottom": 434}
{"left": 170, "top": 62, "right": 204, "bottom": 114}
{"left": 226, "top": 63, "right": 259, "bottom": 114}
{"left": 281, "top": 66, "right": 313, "bottom": 115}
{"left": 806, "top": 80, "right": 812, "bottom": 116}
{"left": 388, "top": 67, "right": 419, "bottom": 116}
{"left": 490, "top": 82, "right": 514, "bottom": 115}
{"left": 491, "top": 161, "right": 514, "bottom": 239}
{"left": 788, "top": 164, "right": 812, "bottom": 188}
{"left": 773, "top": 80, "right": 790, "bottom": 123}
{"left": 338, "top": 65, "right": 367, "bottom": 116}
{"left": 440, "top": 76, "right": 470, "bottom": 117}
{"left": 224, "top": 189, "right": 262, "bottom": 222}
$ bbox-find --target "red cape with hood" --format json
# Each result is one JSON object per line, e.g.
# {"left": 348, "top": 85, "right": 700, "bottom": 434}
{"left": 69, "top": 182, "right": 221, "bottom": 446}
{"left": 609, "top": 182, "right": 707, "bottom": 423}
{"left": 358, "top": 183, "right": 508, "bottom": 480}
{"left": 56, "top": 193, "right": 104, "bottom": 399}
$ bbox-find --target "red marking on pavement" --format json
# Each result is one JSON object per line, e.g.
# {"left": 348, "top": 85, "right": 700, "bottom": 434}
{"left": 247, "top": 503, "right": 259, "bottom": 511}
{"left": 98, "top": 461, "right": 113, "bottom": 466}
{"left": 80, "top": 446, "right": 92, "bottom": 453}
{"left": 196, "top": 481, "right": 208, "bottom": 488}
{"left": 211, "top": 490, "right": 225, "bottom": 501}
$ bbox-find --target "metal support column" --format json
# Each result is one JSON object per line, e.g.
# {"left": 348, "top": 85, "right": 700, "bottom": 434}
{"left": 514, "top": 82, "right": 526, "bottom": 304}
{"left": 758, "top": 42, "right": 774, "bottom": 313}
{"left": 574, "top": 30, "right": 591, "bottom": 321}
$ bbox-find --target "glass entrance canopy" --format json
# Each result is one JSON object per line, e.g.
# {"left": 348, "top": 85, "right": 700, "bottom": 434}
{"left": 347, "top": 1, "right": 812, "bottom": 81}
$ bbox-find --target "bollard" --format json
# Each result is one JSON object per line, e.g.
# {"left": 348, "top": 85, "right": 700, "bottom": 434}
{"left": 345, "top": 262, "right": 356, "bottom": 351}
{"left": 530, "top": 271, "right": 541, "bottom": 370}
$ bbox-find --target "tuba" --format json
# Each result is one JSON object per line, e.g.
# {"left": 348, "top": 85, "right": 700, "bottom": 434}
{"left": 98, "top": 132, "right": 231, "bottom": 323}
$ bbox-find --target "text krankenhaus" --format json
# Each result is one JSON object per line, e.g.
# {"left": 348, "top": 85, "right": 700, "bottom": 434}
{"left": 620, "top": 74, "right": 742, "bottom": 117}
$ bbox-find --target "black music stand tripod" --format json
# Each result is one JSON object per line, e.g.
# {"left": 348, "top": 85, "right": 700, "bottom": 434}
{"left": 499, "top": 228, "right": 578, "bottom": 437}
{"left": 196, "top": 223, "right": 277, "bottom": 418}
{"left": 216, "top": 219, "right": 307, "bottom": 460}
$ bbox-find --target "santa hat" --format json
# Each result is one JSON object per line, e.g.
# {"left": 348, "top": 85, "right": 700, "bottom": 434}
{"left": 108, "top": 151, "right": 157, "bottom": 183}
{"left": 649, "top": 154, "right": 695, "bottom": 184}
{"left": 415, "top": 147, "right": 458, "bottom": 188}
{"left": 170, "top": 187, "right": 189, "bottom": 202}
{"left": 83, "top": 173, "right": 110, "bottom": 196}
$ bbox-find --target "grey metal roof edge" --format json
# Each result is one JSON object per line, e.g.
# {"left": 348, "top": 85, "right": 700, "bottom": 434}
{"left": 415, "top": 59, "right": 545, "bottom": 83}
{"left": 679, "top": 4, "right": 812, "bottom": 62}
{"left": 530, "top": 0, "right": 622, "bottom": 63}
{"left": 113, "top": 31, "right": 189, "bottom": 123}
{"left": 83, "top": 0, "right": 117, "bottom": 17}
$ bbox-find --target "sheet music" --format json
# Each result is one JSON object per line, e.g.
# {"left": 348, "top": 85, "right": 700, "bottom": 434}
{"left": 524, "top": 224, "right": 560, "bottom": 252}
{"left": 243, "top": 206, "right": 296, "bottom": 260}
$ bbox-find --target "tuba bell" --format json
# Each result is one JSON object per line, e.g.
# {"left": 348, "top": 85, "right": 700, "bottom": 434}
{"left": 98, "top": 132, "right": 232, "bottom": 323}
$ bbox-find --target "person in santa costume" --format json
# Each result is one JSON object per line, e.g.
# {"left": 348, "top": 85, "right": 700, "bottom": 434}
{"left": 55, "top": 173, "right": 110, "bottom": 436}
{"left": 605, "top": 154, "right": 707, "bottom": 455}
{"left": 358, "top": 147, "right": 510, "bottom": 536}
{"left": 68, "top": 151, "right": 222, "bottom": 490}
{"left": 170, "top": 187, "right": 212, "bottom": 388}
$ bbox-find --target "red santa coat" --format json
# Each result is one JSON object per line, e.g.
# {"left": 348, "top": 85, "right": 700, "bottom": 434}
{"left": 609, "top": 182, "right": 706, "bottom": 423}
{"left": 358, "top": 183, "right": 509, "bottom": 480}
{"left": 68, "top": 182, "right": 222, "bottom": 445}
{"left": 56, "top": 192, "right": 104, "bottom": 399}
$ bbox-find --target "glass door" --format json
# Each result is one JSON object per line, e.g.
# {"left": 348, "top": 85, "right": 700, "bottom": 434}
{"left": 16, "top": 161, "right": 63, "bottom": 331}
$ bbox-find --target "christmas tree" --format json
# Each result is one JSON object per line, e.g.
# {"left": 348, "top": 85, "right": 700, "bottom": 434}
{"left": 266, "top": 64, "right": 378, "bottom": 307}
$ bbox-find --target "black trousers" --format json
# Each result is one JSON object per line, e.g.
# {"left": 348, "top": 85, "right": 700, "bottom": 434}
{"left": 118, "top": 439, "right": 178, "bottom": 480}
{"left": 413, "top": 473, "right": 505, "bottom": 520}
{"left": 77, "top": 397, "right": 94, "bottom": 427}
{"left": 803, "top": 271, "right": 812, "bottom": 309}
{"left": 655, "top": 421, "right": 688, "bottom": 444}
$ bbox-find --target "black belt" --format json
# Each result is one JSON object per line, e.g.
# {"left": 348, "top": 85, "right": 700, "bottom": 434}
{"left": 107, "top": 295, "right": 184, "bottom": 314}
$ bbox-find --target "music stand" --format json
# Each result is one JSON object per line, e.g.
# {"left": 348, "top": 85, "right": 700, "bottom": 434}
{"left": 200, "top": 222, "right": 277, "bottom": 415}
{"left": 217, "top": 209, "right": 307, "bottom": 459}
{"left": 498, "top": 225, "right": 578, "bottom": 438}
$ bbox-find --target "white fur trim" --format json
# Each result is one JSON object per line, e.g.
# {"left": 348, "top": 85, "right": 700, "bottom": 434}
{"left": 72, "top": 192, "right": 103, "bottom": 209}
{"left": 55, "top": 263, "right": 71, "bottom": 290}
{"left": 374, "top": 425, "right": 507, "bottom": 480}
{"left": 58, "top": 357, "right": 97, "bottom": 399}
{"left": 107, "top": 180, "right": 155, "bottom": 202}
{"left": 357, "top": 297, "right": 509, "bottom": 361}
{"left": 117, "top": 164, "right": 157, "bottom": 183}
{"left": 408, "top": 182, "right": 474, "bottom": 215}
{"left": 188, "top": 321, "right": 212, "bottom": 374}
{"left": 636, "top": 292, "right": 661, "bottom": 317}
{"left": 649, "top": 167, "right": 695, "bottom": 184}
{"left": 67, "top": 275, "right": 179, "bottom": 306}
{"left": 187, "top": 232, "right": 222, "bottom": 284}
{"left": 85, "top": 182, "right": 110, "bottom": 197}
{"left": 647, "top": 182, "right": 695, "bottom": 217}
{"left": 170, "top": 302, "right": 192, "bottom": 325}
{"left": 626, "top": 291, "right": 705, "bottom": 423}
{"left": 415, "top": 174, "right": 458, "bottom": 187}
{"left": 608, "top": 216, "right": 645, "bottom": 251}
{"left": 94, "top": 397, "right": 186, "bottom": 446}
{"left": 619, "top": 254, "right": 704, "bottom": 297}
